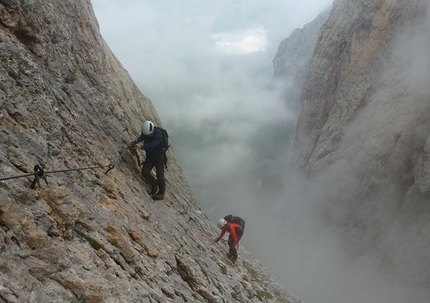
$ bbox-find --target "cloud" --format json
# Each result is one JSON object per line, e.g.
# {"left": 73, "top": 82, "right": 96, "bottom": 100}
{"left": 92, "top": 0, "right": 334, "bottom": 83}
{"left": 211, "top": 26, "right": 268, "bottom": 55}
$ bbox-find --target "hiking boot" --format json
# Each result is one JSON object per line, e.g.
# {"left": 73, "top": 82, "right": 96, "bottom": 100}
{"left": 227, "top": 253, "right": 238, "bottom": 263}
{"left": 152, "top": 192, "right": 164, "bottom": 200}
{"left": 151, "top": 185, "right": 158, "bottom": 196}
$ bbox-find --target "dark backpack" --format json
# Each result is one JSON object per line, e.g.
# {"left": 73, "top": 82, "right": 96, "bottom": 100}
{"left": 157, "top": 127, "right": 170, "bottom": 168}
{"left": 224, "top": 214, "right": 245, "bottom": 229}
{"left": 157, "top": 127, "right": 169, "bottom": 151}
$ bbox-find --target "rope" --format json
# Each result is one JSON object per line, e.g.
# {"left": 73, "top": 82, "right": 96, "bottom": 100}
{"left": 0, "top": 146, "right": 132, "bottom": 189}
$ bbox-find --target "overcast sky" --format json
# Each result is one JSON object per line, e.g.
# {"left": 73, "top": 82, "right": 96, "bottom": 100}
{"left": 91, "top": 0, "right": 332, "bottom": 122}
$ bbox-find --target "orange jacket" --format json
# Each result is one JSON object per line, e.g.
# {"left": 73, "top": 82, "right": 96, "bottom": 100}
{"left": 217, "top": 222, "right": 242, "bottom": 247}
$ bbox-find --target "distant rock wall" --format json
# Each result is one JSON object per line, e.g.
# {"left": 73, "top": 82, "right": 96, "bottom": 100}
{"left": 0, "top": 0, "right": 298, "bottom": 302}
{"left": 272, "top": 8, "right": 330, "bottom": 113}
{"left": 291, "top": 0, "right": 430, "bottom": 290}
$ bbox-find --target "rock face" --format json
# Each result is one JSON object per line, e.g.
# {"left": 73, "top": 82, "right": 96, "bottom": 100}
{"left": 0, "top": 0, "right": 299, "bottom": 302}
{"left": 272, "top": 8, "right": 330, "bottom": 113}
{"left": 290, "top": 0, "right": 430, "bottom": 292}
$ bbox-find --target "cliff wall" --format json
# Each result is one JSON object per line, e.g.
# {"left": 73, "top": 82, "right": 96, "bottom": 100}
{"left": 0, "top": 0, "right": 298, "bottom": 302}
{"left": 272, "top": 8, "right": 330, "bottom": 113}
{"left": 291, "top": 0, "right": 430, "bottom": 291}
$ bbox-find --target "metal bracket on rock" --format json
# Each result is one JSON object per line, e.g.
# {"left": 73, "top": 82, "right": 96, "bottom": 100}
{"left": 104, "top": 163, "right": 115, "bottom": 175}
{"left": 31, "top": 164, "right": 48, "bottom": 189}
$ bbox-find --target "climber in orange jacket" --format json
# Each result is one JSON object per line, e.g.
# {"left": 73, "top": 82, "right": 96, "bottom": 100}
{"left": 214, "top": 215, "right": 245, "bottom": 263}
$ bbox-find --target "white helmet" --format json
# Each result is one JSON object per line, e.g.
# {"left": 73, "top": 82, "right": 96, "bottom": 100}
{"left": 218, "top": 218, "right": 227, "bottom": 229}
{"left": 142, "top": 121, "right": 155, "bottom": 135}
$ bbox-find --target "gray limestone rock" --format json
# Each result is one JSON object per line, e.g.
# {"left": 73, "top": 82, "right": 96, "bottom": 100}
{"left": 290, "top": 0, "right": 430, "bottom": 293}
{"left": 0, "top": 0, "right": 298, "bottom": 302}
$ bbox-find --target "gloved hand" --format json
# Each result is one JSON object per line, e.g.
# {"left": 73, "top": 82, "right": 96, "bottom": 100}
{"left": 130, "top": 145, "right": 140, "bottom": 150}
{"left": 214, "top": 238, "right": 220, "bottom": 243}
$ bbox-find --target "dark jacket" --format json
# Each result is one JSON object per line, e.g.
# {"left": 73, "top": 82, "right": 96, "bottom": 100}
{"left": 136, "top": 128, "right": 164, "bottom": 161}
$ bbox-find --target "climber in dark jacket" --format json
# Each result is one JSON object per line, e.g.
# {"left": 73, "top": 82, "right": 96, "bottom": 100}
{"left": 132, "top": 120, "right": 166, "bottom": 200}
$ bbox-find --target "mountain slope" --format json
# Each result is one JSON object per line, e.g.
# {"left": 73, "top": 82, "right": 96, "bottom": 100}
{"left": 0, "top": 0, "right": 298, "bottom": 302}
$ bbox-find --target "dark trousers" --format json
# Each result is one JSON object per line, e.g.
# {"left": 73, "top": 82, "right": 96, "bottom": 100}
{"left": 228, "top": 227, "right": 244, "bottom": 257}
{"left": 141, "top": 155, "right": 166, "bottom": 194}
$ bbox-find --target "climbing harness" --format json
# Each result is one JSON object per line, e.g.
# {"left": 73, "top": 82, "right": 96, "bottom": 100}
{"left": 0, "top": 146, "right": 132, "bottom": 189}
